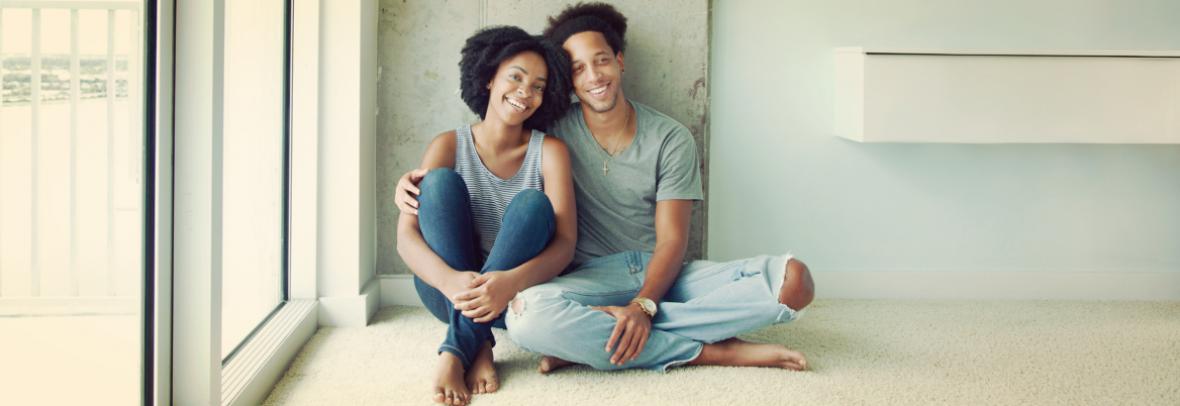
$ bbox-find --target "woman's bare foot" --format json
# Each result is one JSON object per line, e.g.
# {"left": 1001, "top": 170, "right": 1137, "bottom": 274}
{"left": 433, "top": 352, "right": 470, "bottom": 405}
{"left": 537, "top": 356, "right": 576, "bottom": 374}
{"left": 779, "top": 258, "right": 815, "bottom": 310}
{"left": 466, "top": 342, "right": 499, "bottom": 394}
{"left": 689, "top": 338, "right": 808, "bottom": 371}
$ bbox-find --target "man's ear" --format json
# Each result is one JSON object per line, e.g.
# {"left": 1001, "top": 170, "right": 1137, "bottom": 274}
{"left": 616, "top": 52, "right": 625, "bottom": 72}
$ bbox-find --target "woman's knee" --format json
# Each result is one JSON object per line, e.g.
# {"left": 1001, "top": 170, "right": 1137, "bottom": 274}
{"left": 422, "top": 168, "right": 462, "bottom": 192}
{"left": 503, "top": 189, "right": 555, "bottom": 229}
{"left": 418, "top": 168, "right": 470, "bottom": 215}
{"left": 509, "top": 189, "right": 552, "bottom": 213}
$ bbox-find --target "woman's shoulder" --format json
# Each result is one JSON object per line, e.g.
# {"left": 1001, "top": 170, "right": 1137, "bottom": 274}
{"left": 427, "top": 129, "right": 459, "bottom": 150}
{"left": 540, "top": 133, "right": 571, "bottom": 167}
{"left": 541, "top": 133, "right": 569, "bottom": 153}
{"left": 419, "top": 129, "right": 460, "bottom": 168}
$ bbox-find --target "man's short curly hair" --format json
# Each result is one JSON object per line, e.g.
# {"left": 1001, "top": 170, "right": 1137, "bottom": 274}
{"left": 459, "top": 26, "right": 571, "bottom": 131}
{"left": 542, "top": 2, "right": 628, "bottom": 55}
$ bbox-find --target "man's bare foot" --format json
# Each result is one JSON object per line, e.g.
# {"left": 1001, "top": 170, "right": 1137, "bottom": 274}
{"left": 466, "top": 342, "right": 499, "bottom": 394}
{"left": 689, "top": 338, "right": 808, "bottom": 371}
{"left": 779, "top": 258, "right": 815, "bottom": 310}
{"left": 537, "top": 356, "right": 575, "bottom": 374}
{"left": 433, "top": 352, "right": 470, "bottom": 405}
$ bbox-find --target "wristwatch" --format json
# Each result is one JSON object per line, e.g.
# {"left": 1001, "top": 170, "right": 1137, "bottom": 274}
{"left": 630, "top": 297, "right": 657, "bottom": 318}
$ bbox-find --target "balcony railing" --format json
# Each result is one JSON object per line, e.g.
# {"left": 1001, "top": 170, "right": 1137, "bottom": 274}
{"left": 0, "top": 0, "right": 142, "bottom": 316}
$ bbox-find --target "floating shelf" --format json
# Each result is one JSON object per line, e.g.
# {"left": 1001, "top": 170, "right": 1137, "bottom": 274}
{"left": 833, "top": 47, "right": 1180, "bottom": 143}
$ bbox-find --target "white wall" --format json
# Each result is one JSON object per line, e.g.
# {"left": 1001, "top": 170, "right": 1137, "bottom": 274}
{"left": 316, "top": 0, "right": 380, "bottom": 324}
{"left": 708, "top": 0, "right": 1180, "bottom": 297}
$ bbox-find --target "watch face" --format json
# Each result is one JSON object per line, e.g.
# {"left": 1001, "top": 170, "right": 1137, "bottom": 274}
{"left": 638, "top": 299, "right": 655, "bottom": 315}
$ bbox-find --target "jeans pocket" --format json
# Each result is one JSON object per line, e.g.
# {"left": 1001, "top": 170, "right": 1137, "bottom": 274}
{"left": 559, "top": 254, "right": 643, "bottom": 307}
{"left": 560, "top": 289, "right": 639, "bottom": 307}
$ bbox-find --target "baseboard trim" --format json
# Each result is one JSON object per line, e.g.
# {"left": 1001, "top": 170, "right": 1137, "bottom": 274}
{"left": 814, "top": 270, "right": 1180, "bottom": 300}
{"left": 378, "top": 270, "right": 1180, "bottom": 304}
{"left": 379, "top": 274, "right": 424, "bottom": 307}
{"left": 318, "top": 278, "right": 381, "bottom": 326}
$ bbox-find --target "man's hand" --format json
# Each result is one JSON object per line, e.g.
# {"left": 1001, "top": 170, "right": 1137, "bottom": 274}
{"left": 452, "top": 272, "right": 521, "bottom": 323}
{"left": 591, "top": 303, "right": 652, "bottom": 365}
{"left": 395, "top": 168, "right": 428, "bottom": 215}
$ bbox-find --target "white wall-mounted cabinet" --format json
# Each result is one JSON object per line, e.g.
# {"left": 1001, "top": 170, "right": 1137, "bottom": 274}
{"left": 834, "top": 47, "right": 1180, "bottom": 143}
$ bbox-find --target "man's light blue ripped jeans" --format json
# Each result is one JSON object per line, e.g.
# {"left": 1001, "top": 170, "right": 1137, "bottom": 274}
{"left": 505, "top": 251, "right": 801, "bottom": 372}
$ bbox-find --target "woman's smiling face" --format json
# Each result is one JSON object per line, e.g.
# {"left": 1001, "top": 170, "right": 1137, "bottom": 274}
{"left": 485, "top": 51, "right": 548, "bottom": 126}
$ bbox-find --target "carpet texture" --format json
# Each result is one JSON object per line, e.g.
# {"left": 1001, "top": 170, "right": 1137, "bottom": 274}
{"left": 264, "top": 301, "right": 1180, "bottom": 405}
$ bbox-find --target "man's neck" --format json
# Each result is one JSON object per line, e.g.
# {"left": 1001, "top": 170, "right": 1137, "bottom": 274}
{"left": 582, "top": 97, "right": 634, "bottom": 137}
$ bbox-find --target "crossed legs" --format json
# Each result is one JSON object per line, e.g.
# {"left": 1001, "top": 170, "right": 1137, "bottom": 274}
{"left": 525, "top": 256, "right": 815, "bottom": 374}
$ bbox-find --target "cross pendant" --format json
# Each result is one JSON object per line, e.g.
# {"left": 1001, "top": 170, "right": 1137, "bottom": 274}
{"left": 602, "top": 160, "right": 609, "bottom": 176}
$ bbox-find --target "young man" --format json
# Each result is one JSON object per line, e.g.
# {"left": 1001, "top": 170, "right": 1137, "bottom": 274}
{"left": 395, "top": 2, "right": 815, "bottom": 375}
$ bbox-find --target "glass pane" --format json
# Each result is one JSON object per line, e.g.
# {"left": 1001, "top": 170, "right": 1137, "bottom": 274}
{"left": 221, "top": 0, "right": 286, "bottom": 358}
{"left": 0, "top": 3, "right": 146, "bottom": 405}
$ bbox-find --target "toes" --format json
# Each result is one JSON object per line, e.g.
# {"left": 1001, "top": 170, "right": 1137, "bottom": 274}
{"left": 486, "top": 380, "right": 499, "bottom": 393}
{"left": 447, "top": 389, "right": 468, "bottom": 406}
{"left": 782, "top": 350, "right": 809, "bottom": 370}
{"left": 538, "top": 358, "right": 553, "bottom": 374}
{"left": 433, "top": 390, "right": 446, "bottom": 404}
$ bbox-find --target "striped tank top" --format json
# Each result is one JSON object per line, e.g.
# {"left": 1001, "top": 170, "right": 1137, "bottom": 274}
{"left": 454, "top": 125, "right": 546, "bottom": 257}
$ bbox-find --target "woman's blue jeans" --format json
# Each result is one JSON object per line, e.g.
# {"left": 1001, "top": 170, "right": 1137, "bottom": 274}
{"left": 412, "top": 168, "right": 555, "bottom": 369}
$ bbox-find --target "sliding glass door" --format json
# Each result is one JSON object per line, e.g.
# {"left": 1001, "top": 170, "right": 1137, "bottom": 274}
{"left": 220, "top": 0, "right": 289, "bottom": 360}
{"left": 0, "top": 1, "right": 149, "bottom": 404}
{"left": 1, "top": 1, "right": 294, "bottom": 402}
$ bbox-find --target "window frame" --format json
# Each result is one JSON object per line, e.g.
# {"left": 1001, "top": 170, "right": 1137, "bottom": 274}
{"left": 165, "top": 0, "right": 315, "bottom": 404}
{"left": 218, "top": 0, "right": 293, "bottom": 365}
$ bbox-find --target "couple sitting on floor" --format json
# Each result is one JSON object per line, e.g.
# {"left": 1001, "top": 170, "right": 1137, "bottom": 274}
{"left": 394, "top": 3, "right": 815, "bottom": 405}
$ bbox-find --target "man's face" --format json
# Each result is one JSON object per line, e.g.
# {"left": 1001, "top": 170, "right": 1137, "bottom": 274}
{"left": 563, "top": 31, "right": 625, "bottom": 114}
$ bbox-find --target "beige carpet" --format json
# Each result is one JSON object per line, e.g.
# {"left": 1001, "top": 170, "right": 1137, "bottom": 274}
{"left": 264, "top": 301, "right": 1180, "bottom": 405}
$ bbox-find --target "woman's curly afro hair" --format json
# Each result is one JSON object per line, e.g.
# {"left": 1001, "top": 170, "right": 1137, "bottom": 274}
{"left": 542, "top": 2, "right": 628, "bottom": 55}
{"left": 459, "top": 26, "right": 572, "bottom": 131}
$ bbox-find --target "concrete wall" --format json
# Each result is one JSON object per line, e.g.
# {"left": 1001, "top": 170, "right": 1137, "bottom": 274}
{"left": 708, "top": 0, "right": 1180, "bottom": 282}
{"left": 377, "top": 0, "right": 710, "bottom": 275}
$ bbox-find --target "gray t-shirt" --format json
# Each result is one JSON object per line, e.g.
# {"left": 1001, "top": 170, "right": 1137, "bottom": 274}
{"left": 550, "top": 99, "right": 703, "bottom": 265}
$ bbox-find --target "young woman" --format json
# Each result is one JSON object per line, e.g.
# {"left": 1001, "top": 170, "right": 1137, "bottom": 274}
{"left": 394, "top": 26, "right": 576, "bottom": 406}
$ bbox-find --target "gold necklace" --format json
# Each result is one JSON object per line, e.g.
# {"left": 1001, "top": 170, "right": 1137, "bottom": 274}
{"left": 599, "top": 106, "right": 633, "bottom": 176}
